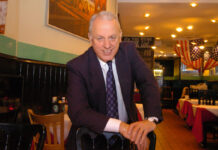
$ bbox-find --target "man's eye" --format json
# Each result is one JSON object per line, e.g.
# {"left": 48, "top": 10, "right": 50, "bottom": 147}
{"left": 97, "top": 37, "right": 103, "bottom": 41}
{"left": 109, "top": 36, "right": 117, "bottom": 40}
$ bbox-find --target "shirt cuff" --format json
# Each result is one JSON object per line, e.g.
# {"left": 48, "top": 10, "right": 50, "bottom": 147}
{"left": 147, "top": 117, "right": 159, "bottom": 123}
{"left": 104, "top": 118, "right": 121, "bottom": 132}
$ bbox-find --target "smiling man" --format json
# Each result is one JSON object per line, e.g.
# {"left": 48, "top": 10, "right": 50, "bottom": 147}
{"left": 66, "top": 11, "right": 162, "bottom": 150}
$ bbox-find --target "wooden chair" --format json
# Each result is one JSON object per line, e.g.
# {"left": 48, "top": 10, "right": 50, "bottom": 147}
{"left": 0, "top": 123, "right": 46, "bottom": 150}
{"left": 181, "top": 87, "right": 189, "bottom": 98}
{"left": 76, "top": 127, "right": 156, "bottom": 150}
{"left": 27, "top": 109, "right": 65, "bottom": 150}
{"left": 202, "top": 120, "right": 218, "bottom": 147}
{"left": 189, "top": 88, "right": 199, "bottom": 99}
{"left": 161, "top": 86, "right": 174, "bottom": 108}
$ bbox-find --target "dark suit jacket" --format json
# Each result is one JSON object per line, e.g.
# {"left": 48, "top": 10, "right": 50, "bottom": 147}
{"left": 66, "top": 42, "right": 162, "bottom": 150}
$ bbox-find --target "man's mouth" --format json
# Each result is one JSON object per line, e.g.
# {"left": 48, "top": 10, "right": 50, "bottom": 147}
{"left": 103, "top": 49, "right": 112, "bottom": 55}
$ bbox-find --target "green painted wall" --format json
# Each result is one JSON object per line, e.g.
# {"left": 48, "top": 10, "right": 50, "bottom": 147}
{"left": 0, "top": 35, "right": 77, "bottom": 64}
{"left": 0, "top": 35, "right": 16, "bottom": 56}
{"left": 17, "top": 42, "right": 77, "bottom": 64}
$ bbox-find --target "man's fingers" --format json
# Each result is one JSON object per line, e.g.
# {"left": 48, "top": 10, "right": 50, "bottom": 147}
{"left": 128, "top": 122, "right": 137, "bottom": 134}
{"left": 135, "top": 128, "right": 143, "bottom": 144}
{"left": 140, "top": 129, "right": 148, "bottom": 144}
{"left": 130, "top": 125, "right": 140, "bottom": 142}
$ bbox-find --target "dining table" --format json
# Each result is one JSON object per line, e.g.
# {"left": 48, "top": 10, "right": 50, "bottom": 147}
{"left": 177, "top": 98, "right": 218, "bottom": 144}
{"left": 192, "top": 105, "right": 218, "bottom": 143}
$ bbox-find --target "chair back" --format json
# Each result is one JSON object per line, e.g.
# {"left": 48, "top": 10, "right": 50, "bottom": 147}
{"left": 0, "top": 108, "right": 19, "bottom": 123}
{"left": 27, "top": 109, "right": 65, "bottom": 150}
{"left": 181, "top": 87, "right": 189, "bottom": 98}
{"left": 0, "top": 123, "right": 46, "bottom": 150}
{"left": 161, "top": 86, "right": 173, "bottom": 101}
{"left": 76, "top": 127, "right": 156, "bottom": 150}
{"left": 189, "top": 88, "right": 199, "bottom": 99}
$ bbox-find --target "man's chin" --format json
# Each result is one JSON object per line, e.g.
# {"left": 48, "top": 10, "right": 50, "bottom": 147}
{"left": 101, "top": 56, "right": 114, "bottom": 62}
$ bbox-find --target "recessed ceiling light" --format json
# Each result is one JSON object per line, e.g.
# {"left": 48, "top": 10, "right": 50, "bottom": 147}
{"left": 151, "top": 46, "right": 156, "bottom": 49}
{"left": 204, "top": 40, "right": 208, "bottom": 43}
{"left": 171, "top": 34, "right": 176, "bottom": 38}
{"left": 176, "top": 27, "right": 183, "bottom": 32}
{"left": 211, "top": 19, "right": 216, "bottom": 23}
{"left": 187, "top": 25, "right": 193, "bottom": 30}
{"left": 199, "top": 45, "right": 205, "bottom": 49}
{"left": 144, "top": 26, "right": 150, "bottom": 30}
{"left": 173, "top": 53, "right": 177, "bottom": 56}
{"left": 163, "top": 54, "right": 167, "bottom": 57}
{"left": 144, "top": 13, "right": 150, "bottom": 18}
{"left": 176, "top": 44, "right": 181, "bottom": 47}
{"left": 155, "top": 37, "right": 160, "bottom": 40}
{"left": 191, "top": 42, "right": 197, "bottom": 45}
{"left": 139, "top": 32, "right": 144, "bottom": 36}
{"left": 190, "top": 2, "right": 198, "bottom": 7}
{"left": 160, "top": 51, "right": 164, "bottom": 54}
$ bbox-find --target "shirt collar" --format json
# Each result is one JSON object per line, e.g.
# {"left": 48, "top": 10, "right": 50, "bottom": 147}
{"left": 98, "top": 58, "right": 115, "bottom": 69}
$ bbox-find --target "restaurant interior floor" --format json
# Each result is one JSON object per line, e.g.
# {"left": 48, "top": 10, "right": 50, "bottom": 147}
{"left": 155, "top": 109, "right": 218, "bottom": 150}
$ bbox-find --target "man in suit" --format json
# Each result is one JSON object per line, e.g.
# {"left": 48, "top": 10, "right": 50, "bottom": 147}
{"left": 66, "top": 11, "right": 162, "bottom": 150}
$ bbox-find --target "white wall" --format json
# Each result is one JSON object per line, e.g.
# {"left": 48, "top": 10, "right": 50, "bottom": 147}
{"left": 5, "top": 0, "right": 117, "bottom": 55}
{"left": 5, "top": 0, "right": 19, "bottom": 40}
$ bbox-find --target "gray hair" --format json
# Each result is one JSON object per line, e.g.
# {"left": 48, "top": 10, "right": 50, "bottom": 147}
{"left": 88, "top": 11, "right": 122, "bottom": 34}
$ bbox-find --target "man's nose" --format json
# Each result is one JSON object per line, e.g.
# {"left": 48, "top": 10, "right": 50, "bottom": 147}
{"left": 103, "top": 39, "right": 110, "bottom": 48}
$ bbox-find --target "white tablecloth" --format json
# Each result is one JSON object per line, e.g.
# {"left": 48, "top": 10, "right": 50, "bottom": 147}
{"left": 178, "top": 98, "right": 198, "bottom": 110}
{"left": 192, "top": 105, "right": 218, "bottom": 116}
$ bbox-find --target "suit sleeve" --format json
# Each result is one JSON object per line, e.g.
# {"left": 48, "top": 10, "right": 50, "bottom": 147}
{"left": 127, "top": 43, "right": 163, "bottom": 122}
{"left": 66, "top": 62, "right": 109, "bottom": 133}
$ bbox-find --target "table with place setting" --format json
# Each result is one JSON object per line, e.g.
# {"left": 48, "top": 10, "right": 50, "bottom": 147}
{"left": 176, "top": 97, "right": 218, "bottom": 144}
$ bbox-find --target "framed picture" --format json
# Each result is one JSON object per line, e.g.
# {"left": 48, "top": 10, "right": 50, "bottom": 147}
{"left": 0, "top": 0, "right": 8, "bottom": 34}
{"left": 48, "top": 0, "right": 107, "bottom": 39}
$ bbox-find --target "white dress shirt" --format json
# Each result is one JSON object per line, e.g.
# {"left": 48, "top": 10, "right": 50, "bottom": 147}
{"left": 98, "top": 58, "right": 157, "bottom": 133}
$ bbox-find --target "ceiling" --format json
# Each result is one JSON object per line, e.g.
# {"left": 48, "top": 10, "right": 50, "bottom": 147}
{"left": 118, "top": 0, "right": 218, "bottom": 57}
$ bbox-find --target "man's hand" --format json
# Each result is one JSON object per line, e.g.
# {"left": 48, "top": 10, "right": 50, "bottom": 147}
{"left": 119, "top": 122, "right": 130, "bottom": 139}
{"left": 128, "top": 120, "right": 156, "bottom": 150}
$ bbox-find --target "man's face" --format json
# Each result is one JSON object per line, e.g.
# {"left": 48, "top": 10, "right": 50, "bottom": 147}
{"left": 88, "top": 18, "right": 122, "bottom": 62}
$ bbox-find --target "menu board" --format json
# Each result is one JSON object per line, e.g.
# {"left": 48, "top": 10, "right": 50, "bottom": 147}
{"left": 122, "top": 37, "right": 155, "bottom": 69}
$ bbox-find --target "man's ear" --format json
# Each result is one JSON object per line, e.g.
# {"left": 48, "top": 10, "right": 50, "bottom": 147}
{"left": 88, "top": 33, "right": 92, "bottom": 43}
{"left": 119, "top": 32, "right": 123, "bottom": 41}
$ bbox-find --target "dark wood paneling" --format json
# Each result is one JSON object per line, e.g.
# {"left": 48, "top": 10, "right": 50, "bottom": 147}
{"left": 0, "top": 53, "right": 67, "bottom": 114}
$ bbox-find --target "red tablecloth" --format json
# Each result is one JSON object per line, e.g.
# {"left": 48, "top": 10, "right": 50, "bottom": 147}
{"left": 180, "top": 100, "right": 196, "bottom": 126}
{"left": 186, "top": 102, "right": 195, "bottom": 127}
{"left": 192, "top": 107, "right": 218, "bottom": 143}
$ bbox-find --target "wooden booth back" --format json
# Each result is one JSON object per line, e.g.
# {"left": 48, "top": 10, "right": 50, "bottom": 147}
{"left": 0, "top": 53, "right": 67, "bottom": 121}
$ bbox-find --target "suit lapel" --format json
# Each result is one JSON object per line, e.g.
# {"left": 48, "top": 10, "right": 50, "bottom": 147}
{"left": 115, "top": 45, "right": 138, "bottom": 122}
{"left": 88, "top": 48, "right": 107, "bottom": 114}
{"left": 115, "top": 47, "right": 132, "bottom": 113}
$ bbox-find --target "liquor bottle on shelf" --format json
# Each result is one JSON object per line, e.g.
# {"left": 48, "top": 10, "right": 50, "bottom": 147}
{"left": 52, "top": 96, "right": 59, "bottom": 113}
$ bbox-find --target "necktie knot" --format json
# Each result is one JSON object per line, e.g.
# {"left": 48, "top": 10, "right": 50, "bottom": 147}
{"left": 107, "top": 61, "right": 112, "bottom": 71}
